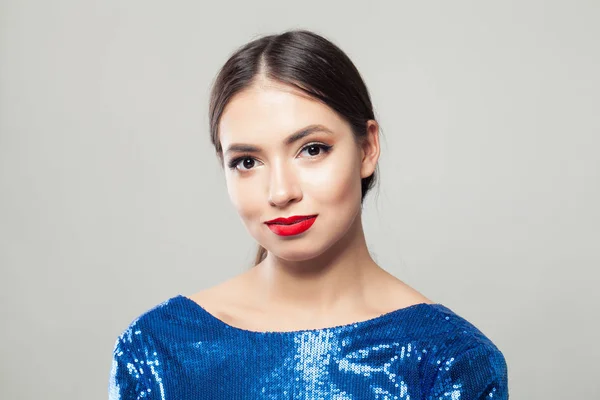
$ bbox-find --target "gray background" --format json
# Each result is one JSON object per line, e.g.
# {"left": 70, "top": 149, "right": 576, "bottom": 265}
{"left": 1, "top": 1, "right": 598, "bottom": 399}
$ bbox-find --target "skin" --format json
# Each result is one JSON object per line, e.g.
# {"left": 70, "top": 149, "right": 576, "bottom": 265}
{"left": 190, "top": 77, "right": 433, "bottom": 332}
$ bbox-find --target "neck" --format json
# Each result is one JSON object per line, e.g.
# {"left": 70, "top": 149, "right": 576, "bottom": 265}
{"left": 250, "top": 212, "right": 387, "bottom": 317}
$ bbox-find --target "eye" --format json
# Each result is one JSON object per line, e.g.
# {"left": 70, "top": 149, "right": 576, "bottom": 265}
{"left": 228, "top": 156, "right": 260, "bottom": 171}
{"left": 227, "top": 143, "right": 332, "bottom": 173}
{"left": 299, "top": 143, "right": 333, "bottom": 158}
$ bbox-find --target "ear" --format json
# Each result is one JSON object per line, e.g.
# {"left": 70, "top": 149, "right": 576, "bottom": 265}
{"left": 360, "top": 120, "right": 380, "bottom": 179}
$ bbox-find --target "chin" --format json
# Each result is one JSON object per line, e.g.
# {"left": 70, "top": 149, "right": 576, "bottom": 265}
{"left": 261, "top": 243, "right": 316, "bottom": 262}
{"left": 275, "top": 250, "right": 320, "bottom": 262}
{"left": 264, "top": 237, "right": 336, "bottom": 263}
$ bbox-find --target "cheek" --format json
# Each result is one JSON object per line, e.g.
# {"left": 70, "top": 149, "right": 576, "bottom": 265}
{"left": 301, "top": 152, "right": 362, "bottom": 206}
{"left": 226, "top": 177, "right": 262, "bottom": 219}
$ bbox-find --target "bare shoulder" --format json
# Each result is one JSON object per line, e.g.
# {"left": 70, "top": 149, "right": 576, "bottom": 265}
{"left": 189, "top": 269, "right": 435, "bottom": 309}
{"left": 392, "top": 281, "right": 436, "bottom": 306}
{"left": 374, "top": 270, "right": 437, "bottom": 309}
{"left": 187, "top": 270, "right": 254, "bottom": 312}
{"left": 185, "top": 267, "right": 435, "bottom": 331}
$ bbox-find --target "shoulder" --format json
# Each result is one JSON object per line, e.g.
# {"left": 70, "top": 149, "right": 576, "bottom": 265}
{"left": 120, "top": 296, "right": 182, "bottom": 331}
{"left": 426, "top": 339, "right": 508, "bottom": 399}
{"left": 415, "top": 302, "right": 505, "bottom": 355}
{"left": 414, "top": 304, "right": 509, "bottom": 399}
{"left": 109, "top": 296, "right": 184, "bottom": 399}
{"left": 112, "top": 296, "right": 181, "bottom": 352}
{"left": 111, "top": 293, "right": 216, "bottom": 356}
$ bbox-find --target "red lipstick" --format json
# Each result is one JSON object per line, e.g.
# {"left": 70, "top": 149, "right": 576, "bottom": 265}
{"left": 264, "top": 215, "right": 318, "bottom": 237}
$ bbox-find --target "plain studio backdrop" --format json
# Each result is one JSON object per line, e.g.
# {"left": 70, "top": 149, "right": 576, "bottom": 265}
{"left": 1, "top": 1, "right": 598, "bottom": 399}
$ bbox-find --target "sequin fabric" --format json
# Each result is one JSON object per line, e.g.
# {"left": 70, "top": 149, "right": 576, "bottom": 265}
{"left": 109, "top": 295, "right": 508, "bottom": 399}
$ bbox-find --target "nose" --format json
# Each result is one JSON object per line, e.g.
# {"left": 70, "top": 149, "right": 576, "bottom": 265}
{"left": 268, "top": 159, "right": 302, "bottom": 207}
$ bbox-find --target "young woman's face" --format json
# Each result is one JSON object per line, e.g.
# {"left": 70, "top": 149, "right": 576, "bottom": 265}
{"left": 218, "top": 80, "right": 377, "bottom": 262}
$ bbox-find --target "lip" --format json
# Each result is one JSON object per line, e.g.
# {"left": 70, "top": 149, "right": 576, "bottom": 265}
{"left": 264, "top": 215, "right": 318, "bottom": 225}
{"left": 264, "top": 215, "right": 318, "bottom": 237}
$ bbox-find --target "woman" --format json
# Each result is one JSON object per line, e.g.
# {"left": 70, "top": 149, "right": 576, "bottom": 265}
{"left": 109, "top": 29, "right": 508, "bottom": 399}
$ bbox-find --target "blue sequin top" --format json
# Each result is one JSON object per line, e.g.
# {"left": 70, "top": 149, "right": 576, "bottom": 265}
{"left": 109, "top": 294, "right": 508, "bottom": 399}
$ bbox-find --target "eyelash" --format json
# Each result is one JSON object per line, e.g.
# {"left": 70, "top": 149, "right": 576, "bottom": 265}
{"left": 227, "top": 142, "right": 333, "bottom": 171}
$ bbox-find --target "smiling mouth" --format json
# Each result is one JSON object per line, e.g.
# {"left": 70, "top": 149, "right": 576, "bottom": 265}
{"left": 268, "top": 216, "right": 316, "bottom": 225}
{"left": 265, "top": 215, "right": 318, "bottom": 237}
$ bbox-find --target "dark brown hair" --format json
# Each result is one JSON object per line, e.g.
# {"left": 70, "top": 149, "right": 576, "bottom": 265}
{"left": 208, "top": 29, "right": 380, "bottom": 266}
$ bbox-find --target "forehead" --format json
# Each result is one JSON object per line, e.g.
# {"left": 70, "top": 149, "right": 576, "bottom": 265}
{"left": 218, "top": 82, "right": 348, "bottom": 147}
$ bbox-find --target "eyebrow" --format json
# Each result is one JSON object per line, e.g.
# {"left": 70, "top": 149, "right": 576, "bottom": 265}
{"left": 224, "top": 124, "right": 334, "bottom": 156}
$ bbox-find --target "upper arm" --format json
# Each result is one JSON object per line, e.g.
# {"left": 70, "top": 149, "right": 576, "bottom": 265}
{"left": 108, "top": 333, "right": 154, "bottom": 399}
{"left": 426, "top": 344, "right": 509, "bottom": 400}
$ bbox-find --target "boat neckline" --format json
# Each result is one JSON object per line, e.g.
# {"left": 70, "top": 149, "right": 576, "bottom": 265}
{"left": 175, "top": 294, "right": 445, "bottom": 336}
